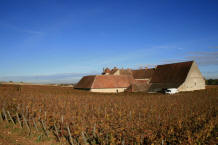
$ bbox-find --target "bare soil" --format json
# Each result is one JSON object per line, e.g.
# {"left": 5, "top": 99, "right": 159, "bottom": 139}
{"left": 0, "top": 122, "right": 59, "bottom": 145}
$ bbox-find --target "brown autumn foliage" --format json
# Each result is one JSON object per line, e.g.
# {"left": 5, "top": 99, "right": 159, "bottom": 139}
{"left": 0, "top": 84, "right": 217, "bottom": 144}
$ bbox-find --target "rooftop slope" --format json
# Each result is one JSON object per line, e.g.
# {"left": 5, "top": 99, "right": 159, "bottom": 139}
{"left": 74, "top": 75, "right": 96, "bottom": 89}
{"left": 150, "top": 61, "right": 193, "bottom": 89}
{"left": 132, "top": 68, "right": 155, "bottom": 79}
{"left": 75, "top": 75, "right": 135, "bottom": 89}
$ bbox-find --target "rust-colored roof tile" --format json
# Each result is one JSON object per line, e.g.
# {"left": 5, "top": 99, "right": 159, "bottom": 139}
{"left": 132, "top": 68, "right": 155, "bottom": 79}
{"left": 119, "top": 69, "right": 132, "bottom": 75}
{"left": 150, "top": 61, "right": 193, "bottom": 87}
{"left": 92, "top": 75, "right": 135, "bottom": 88}
{"left": 74, "top": 75, "right": 96, "bottom": 89}
{"left": 75, "top": 75, "right": 135, "bottom": 89}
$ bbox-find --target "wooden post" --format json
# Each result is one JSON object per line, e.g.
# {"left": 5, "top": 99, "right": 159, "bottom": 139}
{"left": 41, "top": 120, "right": 48, "bottom": 136}
{"left": 25, "top": 106, "right": 28, "bottom": 118}
{"left": 93, "top": 123, "right": 96, "bottom": 137}
{"left": 129, "top": 111, "right": 132, "bottom": 120}
{"left": 38, "top": 108, "right": 41, "bottom": 120}
{"left": 61, "top": 115, "right": 64, "bottom": 124}
{"left": 54, "top": 123, "right": 60, "bottom": 142}
{"left": 44, "top": 112, "right": 47, "bottom": 121}
{"left": 122, "top": 139, "right": 125, "bottom": 145}
{"left": 162, "top": 139, "right": 164, "bottom": 145}
{"left": 67, "top": 125, "right": 74, "bottom": 145}
{"left": 16, "top": 112, "right": 22, "bottom": 128}
{"left": 2, "top": 108, "right": 9, "bottom": 122}
{"left": 0, "top": 111, "right": 3, "bottom": 122}
{"left": 22, "top": 114, "right": 31, "bottom": 134}
{"left": 104, "top": 107, "right": 107, "bottom": 118}
{"left": 32, "top": 118, "right": 38, "bottom": 131}
{"left": 7, "top": 111, "right": 15, "bottom": 125}
{"left": 81, "top": 131, "right": 89, "bottom": 145}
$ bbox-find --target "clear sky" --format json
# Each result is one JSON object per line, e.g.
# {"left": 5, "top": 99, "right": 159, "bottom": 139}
{"left": 0, "top": 0, "right": 218, "bottom": 83}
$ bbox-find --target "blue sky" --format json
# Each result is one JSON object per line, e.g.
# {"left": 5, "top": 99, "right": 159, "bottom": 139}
{"left": 0, "top": 0, "right": 218, "bottom": 83}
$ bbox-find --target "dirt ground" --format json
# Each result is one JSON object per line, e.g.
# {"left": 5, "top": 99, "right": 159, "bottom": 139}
{"left": 0, "top": 122, "right": 60, "bottom": 145}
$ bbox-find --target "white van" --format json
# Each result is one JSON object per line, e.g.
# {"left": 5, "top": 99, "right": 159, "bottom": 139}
{"left": 164, "top": 88, "right": 178, "bottom": 94}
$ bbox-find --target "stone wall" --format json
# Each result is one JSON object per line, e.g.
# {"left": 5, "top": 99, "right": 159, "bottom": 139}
{"left": 179, "top": 62, "right": 205, "bottom": 91}
{"left": 90, "top": 88, "right": 127, "bottom": 93}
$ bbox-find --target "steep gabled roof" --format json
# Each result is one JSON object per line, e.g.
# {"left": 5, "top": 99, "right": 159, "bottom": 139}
{"left": 132, "top": 68, "right": 155, "bottom": 79}
{"left": 150, "top": 61, "right": 194, "bottom": 88}
{"left": 74, "top": 75, "right": 96, "bottom": 89}
{"left": 75, "top": 75, "right": 135, "bottom": 89}
{"left": 92, "top": 75, "right": 135, "bottom": 88}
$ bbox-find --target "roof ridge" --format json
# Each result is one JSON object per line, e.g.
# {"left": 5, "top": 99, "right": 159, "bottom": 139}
{"left": 157, "top": 60, "right": 194, "bottom": 66}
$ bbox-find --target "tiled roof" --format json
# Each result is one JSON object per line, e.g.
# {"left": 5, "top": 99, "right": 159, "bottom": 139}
{"left": 75, "top": 75, "right": 135, "bottom": 89}
{"left": 119, "top": 69, "right": 132, "bottom": 75}
{"left": 132, "top": 68, "right": 155, "bottom": 79}
{"left": 150, "top": 61, "right": 193, "bottom": 88}
{"left": 126, "top": 81, "right": 150, "bottom": 92}
{"left": 93, "top": 75, "right": 135, "bottom": 88}
{"left": 74, "top": 75, "right": 96, "bottom": 89}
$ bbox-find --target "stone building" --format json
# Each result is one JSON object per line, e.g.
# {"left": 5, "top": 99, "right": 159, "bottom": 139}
{"left": 102, "top": 67, "right": 155, "bottom": 92}
{"left": 74, "top": 75, "right": 135, "bottom": 93}
{"left": 75, "top": 61, "right": 205, "bottom": 93}
{"left": 149, "top": 61, "right": 205, "bottom": 92}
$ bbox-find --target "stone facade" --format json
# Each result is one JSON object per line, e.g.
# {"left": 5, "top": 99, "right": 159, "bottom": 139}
{"left": 90, "top": 88, "right": 126, "bottom": 93}
{"left": 178, "top": 62, "right": 205, "bottom": 91}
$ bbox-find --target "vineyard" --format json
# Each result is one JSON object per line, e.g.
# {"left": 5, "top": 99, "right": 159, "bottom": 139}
{"left": 0, "top": 84, "right": 217, "bottom": 144}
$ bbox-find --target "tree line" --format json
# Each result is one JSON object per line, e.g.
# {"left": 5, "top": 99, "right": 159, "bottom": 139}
{"left": 206, "top": 79, "right": 218, "bottom": 85}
